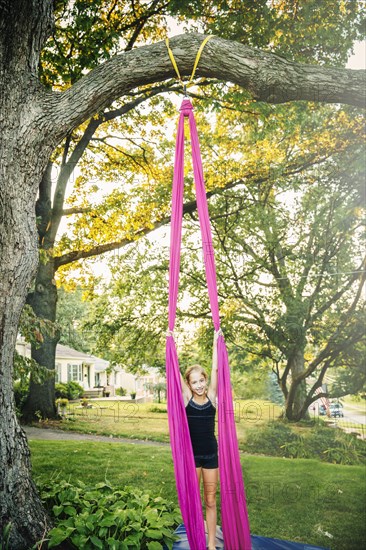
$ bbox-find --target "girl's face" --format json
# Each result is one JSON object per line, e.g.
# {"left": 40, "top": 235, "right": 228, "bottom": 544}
{"left": 188, "top": 371, "right": 207, "bottom": 396}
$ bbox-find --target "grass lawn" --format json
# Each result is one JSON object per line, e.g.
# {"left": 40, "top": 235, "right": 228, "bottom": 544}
{"left": 56, "top": 399, "right": 283, "bottom": 447}
{"left": 30, "top": 440, "right": 366, "bottom": 550}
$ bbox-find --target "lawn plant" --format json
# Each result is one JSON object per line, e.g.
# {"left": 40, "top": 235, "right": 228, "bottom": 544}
{"left": 38, "top": 480, "right": 180, "bottom": 549}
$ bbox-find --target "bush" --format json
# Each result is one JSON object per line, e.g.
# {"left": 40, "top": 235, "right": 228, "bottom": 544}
{"left": 55, "top": 398, "right": 69, "bottom": 414}
{"left": 305, "top": 426, "right": 340, "bottom": 460}
{"left": 245, "top": 421, "right": 366, "bottom": 465}
{"left": 14, "top": 380, "right": 29, "bottom": 412}
{"left": 116, "top": 387, "right": 127, "bottom": 396}
{"left": 55, "top": 383, "right": 68, "bottom": 399}
{"left": 246, "top": 421, "right": 298, "bottom": 457}
{"left": 66, "top": 381, "right": 84, "bottom": 400}
{"left": 38, "top": 479, "right": 181, "bottom": 549}
{"left": 149, "top": 406, "right": 168, "bottom": 414}
{"left": 307, "top": 426, "right": 366, "bottom": 465}
{"left": 56, "top": 381, "right": 85, "bottom": 400}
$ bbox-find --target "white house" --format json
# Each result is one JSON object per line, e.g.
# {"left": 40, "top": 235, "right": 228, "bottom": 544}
{"left": 16, "top": 339, "right": 165, "bottom": 399}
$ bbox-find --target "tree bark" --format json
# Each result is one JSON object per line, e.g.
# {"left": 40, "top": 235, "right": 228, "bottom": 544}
{"left": 22, "top": 258, "right": 59, "bottom": 422}
{"left": 0, "top": 1, "right": 55, "bottom": 547}
{"left": 0, "top": 1, "right": 365, "bottom": 547}
{"left": 285, "top": 350, "right": 309, "bottom": 421}
{"left": 0, "top": 85, "right": 53, "bottom": 548}
{"left": 22, "top": 161, "right": 60, "bottom": 421}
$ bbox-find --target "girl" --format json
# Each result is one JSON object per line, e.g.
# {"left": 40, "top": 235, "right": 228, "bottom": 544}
{"left": 180, "top": 330, "right": 220, "bottom": 550}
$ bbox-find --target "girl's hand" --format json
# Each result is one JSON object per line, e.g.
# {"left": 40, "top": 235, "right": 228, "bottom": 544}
{"left": 214, "top": 328, "right": 223, "bottom": 341}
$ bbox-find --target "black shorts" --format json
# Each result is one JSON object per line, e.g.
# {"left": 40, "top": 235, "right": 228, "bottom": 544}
{"left": 194, "top": 453, "right": 218, "bottom": 469}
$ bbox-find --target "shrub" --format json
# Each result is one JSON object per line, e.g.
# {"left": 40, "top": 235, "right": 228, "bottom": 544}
{"left": 66, "top": 381, "right": 84, "bottom": 400}
{"left": 55, "top": 383, "right": 68, "bottom": 399}
{"left": 149, "top": 406, "right": 168, "bottom": 414}
{"left": 14, "top": 380, "right": 29, "bottom": 412}
{"left": 38, "top": 480, "right": 181, "bottom": 549}
{"left": 56, "top": 398, "right": 69, "bottom": 409}
{"left": 280, "top": 434, "right": 309, "bottom": 459}
{"left": 310, "top": 428, "right": 366, "bottom": 465}
{"left": 116, "top": 387, "right": 127, "bottom": 396}
{"left": 246, "top": 421, "right": 299, "bottom": 457}
{"left": 305, "top": 426, "right": 340, "bottom": 460}
{"left": 245, "top": 421, "right": 366, "bottom": 465}
{"left": 56, "top": 381, "right": 84, "bottom": 400}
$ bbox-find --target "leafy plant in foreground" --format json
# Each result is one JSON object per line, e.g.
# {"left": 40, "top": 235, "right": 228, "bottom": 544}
{"left": 38, "top": 480, "right": 181, "bottom": 549}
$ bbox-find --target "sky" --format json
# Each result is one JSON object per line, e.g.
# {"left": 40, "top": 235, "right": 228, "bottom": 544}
{"left": 347, "top": 40, "right": 366, "bottom": 69}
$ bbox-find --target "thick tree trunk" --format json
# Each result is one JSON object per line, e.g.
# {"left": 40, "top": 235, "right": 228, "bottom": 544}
{"left": 22, "top": 259, "right": 59, "bottom": 421}
{"left": 0, "top": 1, "right": 54, "bottom": 547}
{"left": 285, "top": 350, "right": 309, "bottom": 421}
{"left": 0, "top": 139, "right": 52, "bottom": 548}
{"left": 22, "top": 162, "right": 60, "bottom": 421}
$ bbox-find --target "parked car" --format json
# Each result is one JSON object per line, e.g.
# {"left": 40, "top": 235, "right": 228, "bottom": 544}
{"left": 329, "top": 403, "right": 344, "bottom": 418}
{"left": 319, "top": 404, "right": 327, "bottom": 416}
{"left": 319, "top": 402, "right": 344, "bottom": 417}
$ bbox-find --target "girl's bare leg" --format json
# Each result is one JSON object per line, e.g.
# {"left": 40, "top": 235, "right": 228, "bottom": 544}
{"left": 202, "top": 467, "right": 218, "bottom": 549}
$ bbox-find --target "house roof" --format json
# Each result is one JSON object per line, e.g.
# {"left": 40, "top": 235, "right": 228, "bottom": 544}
{"left": 16, "top": 340, "right": 109, "bottom": 371}
{"left": 55, "top": 344, "right": 109, "bottom": 371}
{"left": 55, "top": 343, "right": 93, "bottom": 360}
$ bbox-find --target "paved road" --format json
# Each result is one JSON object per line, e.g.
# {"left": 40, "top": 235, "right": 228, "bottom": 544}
{"left": 24, "top": 426, "right": 169, "bottom": 447}
{"left": 342, "top": 405, "right": 366, "bottom": 425}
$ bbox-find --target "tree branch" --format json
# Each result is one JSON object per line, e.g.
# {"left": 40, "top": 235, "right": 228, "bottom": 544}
{"left": 61, "top": 207, "right": 91, "bottom": 216}
{"left": 48, "top": 34, "right": 366, "bottom": 142}
{"left": 299, "top": 264, "right": 366, "bottom": 380}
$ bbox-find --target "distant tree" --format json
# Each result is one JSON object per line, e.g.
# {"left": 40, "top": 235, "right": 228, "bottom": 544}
{"left": 56, "top": 287, "right": 93, "bottom": 352}
{"left": 145, "top": 382, "right": 167, "bottom": 403}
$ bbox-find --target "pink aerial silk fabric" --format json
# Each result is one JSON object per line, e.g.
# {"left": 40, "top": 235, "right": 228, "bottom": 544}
{"left": 166, "top": 99, "right": 252, "bottom": 549}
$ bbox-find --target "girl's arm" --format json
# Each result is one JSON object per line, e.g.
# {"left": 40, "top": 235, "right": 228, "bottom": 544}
{"left": 180, "top": 372, "right": 192, "bottom": 406}
{"left": 208, "top": 330, "right": 220, "bottom": 402}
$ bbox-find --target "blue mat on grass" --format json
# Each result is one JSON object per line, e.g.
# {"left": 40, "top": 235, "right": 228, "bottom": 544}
{"left": 167, "top": 524, "right": 330, "bottom": 549}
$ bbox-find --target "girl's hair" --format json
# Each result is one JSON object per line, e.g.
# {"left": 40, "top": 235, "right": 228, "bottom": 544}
{"left": 184, "top": 364, "right": 208, "bottom": 386}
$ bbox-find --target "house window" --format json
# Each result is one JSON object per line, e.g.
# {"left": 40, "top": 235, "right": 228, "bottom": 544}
{"left": 55, "top": 363, "right": 62, "bottom": 383}
{"left": 95, "top": 373, "right": 100, "bottom": 387}
{"left": 67, "top": 364, "right": 82, "bottom": 382}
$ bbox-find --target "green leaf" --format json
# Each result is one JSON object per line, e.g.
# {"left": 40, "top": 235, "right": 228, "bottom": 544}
{"left": 100, "top": 515, "right": 117, "bottom": 528}
{"left": 145, "top": 529, "right": 163, "bottom": 540}
{"left": 52, "top": 504, "right": 64, "bottom": 517}
{"left": 90, "top": 535, "right": 104, "bottom": 549}
{"left": 147, "top": 542, "right": 163, "bottom": 550}
{"left": 106, "top": 538, "right": 120, "bottom": 550}
{"left": 64, "top": 505, "right": 77, "bottom": 516}
{"left": 48, "top": 527, "right": 74, "bottom": 547}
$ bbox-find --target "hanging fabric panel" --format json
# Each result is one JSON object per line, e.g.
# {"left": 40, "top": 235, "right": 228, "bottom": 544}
{"left": 166, "top": 98, "right": 251, "bottom": 549}
{"left": 166, "top": 99, "right": 206, "bottom": 550}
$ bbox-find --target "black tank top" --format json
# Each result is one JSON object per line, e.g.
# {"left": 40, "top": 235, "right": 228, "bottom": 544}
{"left": 185, "top": 397, "right": 217, "bottom": 456}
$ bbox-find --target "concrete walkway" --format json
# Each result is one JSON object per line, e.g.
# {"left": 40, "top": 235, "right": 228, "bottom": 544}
{"left": 23, "top": 425, "right": 169, "bottom": 447}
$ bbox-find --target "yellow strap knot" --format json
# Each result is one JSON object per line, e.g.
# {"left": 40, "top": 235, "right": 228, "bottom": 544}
{"left": 165, "top": 35, "right": 214, "bottom": 93}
